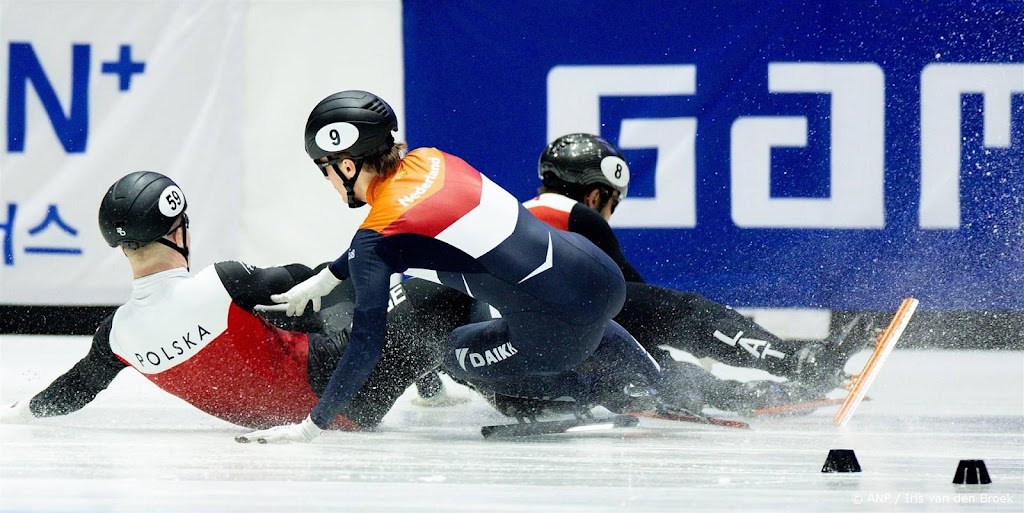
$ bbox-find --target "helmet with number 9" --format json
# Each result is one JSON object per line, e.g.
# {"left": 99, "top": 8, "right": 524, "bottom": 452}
{"left": 98, "top": 171, "right": 187, "bottom": 249}
{"left": 538, "top": 133, "right": 630, "bottom": 199}
{"left": 304, "top": 90, "right": 399, "bottom": 163}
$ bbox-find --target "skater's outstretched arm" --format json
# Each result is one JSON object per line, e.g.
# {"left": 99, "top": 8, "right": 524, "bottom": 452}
{"left": 215, "top": 261, "right": 317, "bottom": 312}
{"left": 1, "top": 315, "right": 127, "bottom": 423}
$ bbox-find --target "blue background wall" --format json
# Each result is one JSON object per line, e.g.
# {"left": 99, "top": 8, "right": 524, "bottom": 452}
{"left": 402, "top": 1, "right": 1024, "bottom": 311}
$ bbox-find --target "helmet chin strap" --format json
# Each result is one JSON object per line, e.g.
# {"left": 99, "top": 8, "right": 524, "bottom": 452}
{"left": 154, "top": 214, "right": 190, "bottom": 269}
{"left": 155, "top": 238, "right": 190, "bottom": 263}
{"left": 341, "top": 159, "right": 367, "bottom": 208}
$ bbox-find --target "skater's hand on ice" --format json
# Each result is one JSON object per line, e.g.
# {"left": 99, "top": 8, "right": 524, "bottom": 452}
{"left": 270, "top": 267, "right": 342, "bottom": 317}
{"left": 0, "top": 400, "right": 35, "bottom": 424}
{"left": 235, "top": 415, "right": 323, "bottom": 444}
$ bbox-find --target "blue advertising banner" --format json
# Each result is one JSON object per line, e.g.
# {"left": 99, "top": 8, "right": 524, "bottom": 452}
{"left": 402, "top": 0, "right": 1024, "bottom": 311}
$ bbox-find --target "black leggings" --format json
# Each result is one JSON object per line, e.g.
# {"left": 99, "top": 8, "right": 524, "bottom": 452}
{"left": 614, "top": 283, "right": 808, "bottom": 378}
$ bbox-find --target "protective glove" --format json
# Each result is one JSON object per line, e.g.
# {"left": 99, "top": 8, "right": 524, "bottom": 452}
{"left": 0, "top": 400, "right": 36, "bottom": 424}
{"left": 270, "top": 267, "right": 342, "bottom": 317}
{"left": 234, "top": 415, "right": 323, "bottom": 444}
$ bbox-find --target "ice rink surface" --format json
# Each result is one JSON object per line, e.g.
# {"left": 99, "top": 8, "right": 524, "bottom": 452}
{"left": 1, "top": 335, "right": 1021, "bottom": 513}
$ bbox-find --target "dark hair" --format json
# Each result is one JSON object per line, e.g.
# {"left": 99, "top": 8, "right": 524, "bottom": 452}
{"left": 538, "top": 176, "right": 619, "bottom": 213}
{"left": 538, "top": 182, "right": 589, "bottom": 203}
{"left": 362, "top": 142, "right": 407, "bottom": 178}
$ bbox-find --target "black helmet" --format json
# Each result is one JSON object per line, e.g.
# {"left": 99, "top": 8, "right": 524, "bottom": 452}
{"left": 304, "top": 90, "right": 398, "bottom": 161}
{"left": 98, "top": 171, "right": 187, "bottom": 249}
{"left": 538, "top": 133, "right": 629, "bottom": 198}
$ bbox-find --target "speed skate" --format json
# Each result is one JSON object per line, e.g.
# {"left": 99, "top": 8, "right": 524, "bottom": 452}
{"left": 750, "top": 298, "right": 918, "bottom": 421}
{"left": 481, "top": 412, "right": 639, "bottom": 438}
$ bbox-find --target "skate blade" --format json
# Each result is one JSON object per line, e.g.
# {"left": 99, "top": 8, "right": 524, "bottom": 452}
{"left": 481, "top": 414, "right": 639, "bottom": 438}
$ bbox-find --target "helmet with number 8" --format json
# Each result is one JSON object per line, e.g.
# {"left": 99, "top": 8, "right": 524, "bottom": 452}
{"left": 98, "top": 171, "right": 187, "bottom": 250}
{"left": 304, "top": 90, "right": 399, "bottom": 163}
{"left": 538, "top": 133, "right": 630, "bottom": 199}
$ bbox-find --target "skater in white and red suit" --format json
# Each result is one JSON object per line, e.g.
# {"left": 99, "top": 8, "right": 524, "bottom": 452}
{"left": 0, "top": 171, "right": 471, "bottom": 431}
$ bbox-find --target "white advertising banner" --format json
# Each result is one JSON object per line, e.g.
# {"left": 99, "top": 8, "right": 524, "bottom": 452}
{"left": 0, "top": 1, "right": 244, "bottom": 305}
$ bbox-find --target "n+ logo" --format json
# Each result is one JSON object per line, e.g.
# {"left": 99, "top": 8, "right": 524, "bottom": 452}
{"left": 101, "top": 44, "right": 146, "bottom": 91}
{"left": 7, "top": 42, "right": 148, "bottom": 153}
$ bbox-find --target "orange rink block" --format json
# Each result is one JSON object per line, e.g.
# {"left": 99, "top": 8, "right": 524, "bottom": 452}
{"left": 834, "top": 297, "right": 919, "bottom": 427}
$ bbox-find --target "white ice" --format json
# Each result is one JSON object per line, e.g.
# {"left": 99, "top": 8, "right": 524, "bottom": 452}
{"left": 1, "top": 335, "right": 1022, "bottom": 513}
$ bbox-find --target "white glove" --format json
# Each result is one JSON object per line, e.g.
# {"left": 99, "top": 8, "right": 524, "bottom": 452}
{"left": 270, "top": 267, "right": 342, "bottom": 317}
{"left": 234, "top": 415, "right": 324, "bottom": 444}
{"left": 0, "top": 400, "right": 36, "bottom": 424}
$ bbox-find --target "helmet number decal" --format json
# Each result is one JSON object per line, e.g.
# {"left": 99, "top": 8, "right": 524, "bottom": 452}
{"left": 600, "top": 156, "right": 630, "bottom": 188}
{"left": 159, "top": 185, "right": 186, "bottom": 217}
{"left": 315, "top": 122, "right": 359, "bottom": 153}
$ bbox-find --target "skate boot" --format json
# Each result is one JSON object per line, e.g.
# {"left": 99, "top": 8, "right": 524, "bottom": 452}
{"left": 794, "top": 314, "right": 878, "bottom": 394}
{"left": 583, "top": 372, "right": 664, "bottom": 414}
{"left": 411, "top": 371, "right": 469, "bottom": 407}
{"left": 657, "top": 366, "right": 709, "bottom": 415}
{"left": 613, "top": 359, "right": 709, "bottom": 416}
{"left": 711, "top": 380, "right": 823, "bottom": 417}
